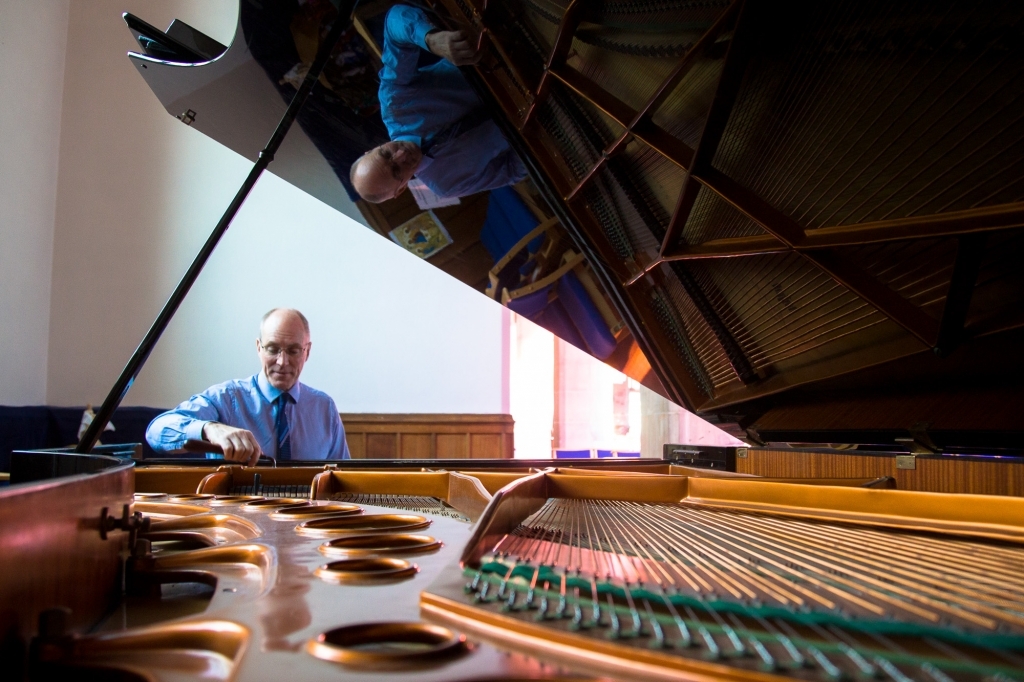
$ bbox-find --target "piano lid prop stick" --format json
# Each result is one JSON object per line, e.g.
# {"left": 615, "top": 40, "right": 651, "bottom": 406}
{"left": 76, "top": 2, "right": 357, "bottom": 453}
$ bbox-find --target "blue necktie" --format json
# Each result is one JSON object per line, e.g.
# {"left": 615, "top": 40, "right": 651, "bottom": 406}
{"left": 275, "top": 393, "right": 294, "bottom": 461}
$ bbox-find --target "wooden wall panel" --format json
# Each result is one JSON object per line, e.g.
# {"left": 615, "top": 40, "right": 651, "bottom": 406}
{"left": 348, "top": 433, "right": 367, "bottom": 460}
{"left": 737, "top": 448, "right": 1024, "bottom": 496}
{"left": 471, "top": 434, "right": 503, "bottom": 459}
{"left": 400, "top": 434, "right": 432, "bottom": 459}
{"left": 366, "top": 434, "right": 396, "bottom": 459}
{"left": 437, "top": 434, "right": 469, "bottom": 459}
{"left": 341, "top": 414, "right": 514, "bottom": 460}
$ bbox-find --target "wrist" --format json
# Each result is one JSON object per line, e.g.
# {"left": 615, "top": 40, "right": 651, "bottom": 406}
{"left": 424, "top": 30, "right": 440, "bottom": 55}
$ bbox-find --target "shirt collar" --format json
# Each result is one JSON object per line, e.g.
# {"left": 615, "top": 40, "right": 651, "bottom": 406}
{"left": 393, "top": 134, "right": 421, "bottom": 147}
{"left": 256, "top": 371, "right": 301, "bottom": 404}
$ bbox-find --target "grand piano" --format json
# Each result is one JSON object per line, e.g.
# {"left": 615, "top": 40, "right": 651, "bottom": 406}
{"left": 4, "top": 1, "right": 1024, "bottom": 680}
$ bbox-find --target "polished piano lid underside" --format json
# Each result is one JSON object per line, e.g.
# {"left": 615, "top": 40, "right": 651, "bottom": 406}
{"left": 126, "top": 0, "right": 1024, "bottom": 450}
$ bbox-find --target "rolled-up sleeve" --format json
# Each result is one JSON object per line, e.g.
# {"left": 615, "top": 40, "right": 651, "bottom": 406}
{"left": 381, "top": 5, "right": 436, "bottom": 86}
{"left": 145, "top": 393, "right": 221, "bottom": 454}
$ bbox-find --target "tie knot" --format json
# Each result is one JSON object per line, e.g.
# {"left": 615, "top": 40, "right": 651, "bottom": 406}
{"left": 277, "top": 393, "right": 294, "bottom": 406}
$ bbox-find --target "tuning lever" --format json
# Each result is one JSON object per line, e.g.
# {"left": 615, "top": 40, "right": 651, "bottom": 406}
{"left": 181, "top": 439, "right": 276, "bottom": 467}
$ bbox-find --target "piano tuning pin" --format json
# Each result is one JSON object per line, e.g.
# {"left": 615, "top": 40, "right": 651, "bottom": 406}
{"left": 721, "top": 625, "right": 746, "bottom": 657}
{"left": 554, "top": 593, "right": 567, "bottom": 619}
{"left": 538, "top": 581, "right": 552, "bottom": 618}
{"left": 647, "top": 620, "right": 666, "bottom": 649}
{"left": 697, "top": 625, "right": 720, "bottom": 660}
{"left": 750, "top": 638, "right": 775, "bottom": 671}
{"left": 570, "top": 601, "right": 584, "bottom": 630}
{"left": 604, "top": 595, "right": 621, "bottom": 640}
{"left": 473, "top": 580, "right": 491, "bottom": 603}
{"left": 521, "top": 586, "right": 536, "bottom": 611}
{"left": 464, "top": 570, "right": 482, "bottom": 594}
{"left": 569, "top": 587, "right": 584, "bottom": 630}
{"left": 773, "top": 634, "right": 804, "bottom": 668}
{"left": 838, "top": 644, "right": 874, "bottom": 678}
{"left": 502, "top": 587, "right": 518, "bottom": 612}
{"left": 622, "top": 590, "right": 641, "bottom": 638}
{"left": 806, "top": 646, "right": 842, "bottom": 680}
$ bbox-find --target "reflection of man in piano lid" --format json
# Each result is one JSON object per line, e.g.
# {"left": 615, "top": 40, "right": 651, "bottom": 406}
{"left": 349, "top": 4, "right": 527, "bottom": 203}
{"left": 145, "top": 308, "right": 350, "bottom": 466}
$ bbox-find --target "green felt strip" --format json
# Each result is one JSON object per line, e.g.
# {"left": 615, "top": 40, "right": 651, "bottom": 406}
{"left": 474, "top": 562, "right": 1024, "bottom": 654}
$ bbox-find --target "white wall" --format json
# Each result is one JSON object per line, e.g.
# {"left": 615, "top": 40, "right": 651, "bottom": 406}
{"left": 37, "top": 0, "right": 506, "bottom": 413}
{"left": 0, "top": 1, "right": 69, "bottom": 404}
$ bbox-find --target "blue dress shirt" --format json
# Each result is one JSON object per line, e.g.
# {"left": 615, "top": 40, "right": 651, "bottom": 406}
{"left": 379, "top": 5, "right": 527, "bottom": 198}
{"left": 146, "top": 372, "right": 350, "bottom": 460}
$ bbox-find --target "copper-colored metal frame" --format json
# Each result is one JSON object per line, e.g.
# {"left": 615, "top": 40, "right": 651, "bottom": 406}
{"left": 422, "top": 469, "right": 1024, "bottom": 682}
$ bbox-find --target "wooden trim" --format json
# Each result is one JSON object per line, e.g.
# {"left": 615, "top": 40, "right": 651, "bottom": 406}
{"left": 663, "top": 234, "right": 788, "bottom": 260}
{"left": 660, "top": 0, "right": 761, "bottom": 252}
{"left": 736, "top": 448, "right": 1024, "bottom": 497}
{"left": 340, "top": 413, "right": 514, "bottom": 424}
{"left": 696, "top": 168, "right": 807, "bottom": 245}
{"left": 665, "top": 203, "right": 1024, "bottom": 260}
{"left": 630, "top": 0, "right": 741, "bottom": 125}
{"left": 934, "top": 234, "right": 987, "bottom": 356}
{"left": 548, "top": 66, "right": 634, "bottom": 128}
{"left": 0, "top": 462, "right": 132, "bottom": 645}
{"left": 803, "top": 251, "right": 939, "bottom": 346}
{"left": 803, "top": 202, "right": 1024, "bottom": 248}
{"left": 340, "top": 414, "right": 514, "bottom": 459}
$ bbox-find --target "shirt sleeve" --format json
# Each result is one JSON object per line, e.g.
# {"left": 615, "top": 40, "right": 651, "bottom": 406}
{"left": 145, "top": 392, "right": 221, "bottom": 454}
{"left": 380, "top": 5, "right": 436, "bottom": 87}
{"left": 326, "top": 399, "right": 351, "bottom": 460}
{"left": 428, "top": 122, "right": 528, "bottom": 198}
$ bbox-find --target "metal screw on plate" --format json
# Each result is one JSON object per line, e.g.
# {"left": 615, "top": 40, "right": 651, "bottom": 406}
{"left": 895, "top": 455, "right": 917, "bottom": 470}
{"left": 737, "top": 447, "right": 748, "bottom": 459}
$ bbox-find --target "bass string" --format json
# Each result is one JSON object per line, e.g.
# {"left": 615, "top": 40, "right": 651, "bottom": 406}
{"left": 683, "top": 505, "right": 1024, "bottom": 628}
{"left": 510, "top": 499, "right": 1024, "bottom": 636}
{"left": 734, "top": 508, "right": 1024, "bottom": 605}
{"left": 665, "top": 505, "right": 995, "bottom": 628}
{"left": 476, "top": 498, "right": 1019, "bottom": 675}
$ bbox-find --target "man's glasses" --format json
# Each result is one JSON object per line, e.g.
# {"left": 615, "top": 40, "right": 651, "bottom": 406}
{"left": 259, "top": 343, "right": 307, "bottom": 358}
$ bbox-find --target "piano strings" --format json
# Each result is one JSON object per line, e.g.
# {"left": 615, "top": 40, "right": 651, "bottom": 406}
{"left": 464, "top": 498, "right": 1024, "bottom": 679}
{"left": 329, "top": 493, "right": 470, "bottom": 521}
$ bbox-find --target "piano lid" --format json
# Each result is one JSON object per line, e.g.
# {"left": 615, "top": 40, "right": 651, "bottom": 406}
{"left": 125, "top": 0, "right": 1024, "bottom": 452}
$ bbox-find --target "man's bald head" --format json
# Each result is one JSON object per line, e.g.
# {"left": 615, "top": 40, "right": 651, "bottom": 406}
{"left": 261, "top": 308, "right": 309, "bottom": 339}
{"left": 350, "top": 140, "right": 423, "bottom": 203}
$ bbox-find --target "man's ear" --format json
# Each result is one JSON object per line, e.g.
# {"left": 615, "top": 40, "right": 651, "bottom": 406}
{"left": 393, "top": 180, "right": 410, "bottom": 199}
{"left": 255, "top": 338, "right": 262, "bottom": 355}
{"left": 305, "top": 341, "right": 312, "bottom": 360}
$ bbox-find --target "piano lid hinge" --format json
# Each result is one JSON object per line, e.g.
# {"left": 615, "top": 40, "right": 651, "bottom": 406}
{"left": 176, "top": 109, "right": 196, "bottom": 126}
{"left": 894, "top": 422, "right": 940, "bottom": 455}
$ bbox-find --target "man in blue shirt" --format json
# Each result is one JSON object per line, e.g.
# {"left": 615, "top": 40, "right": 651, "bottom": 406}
{"left": 350, "top": 4, "right": 527, "bottom": 202}
{"left": 146, "top": 308, "right": 350, "bottom": 465}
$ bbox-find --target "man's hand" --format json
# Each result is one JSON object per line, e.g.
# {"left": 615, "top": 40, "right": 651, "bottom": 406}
{"left": 202, "top": 422, "right": 262, "bottom": 467}
{"left": 425, "top": 30, "right": 481, "bottom": 66}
